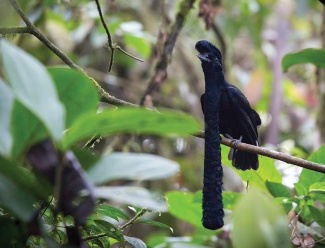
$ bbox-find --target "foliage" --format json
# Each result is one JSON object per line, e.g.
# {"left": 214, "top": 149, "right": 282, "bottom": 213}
{"left": 1, "top": 0, "right": 325, "bottom": 247}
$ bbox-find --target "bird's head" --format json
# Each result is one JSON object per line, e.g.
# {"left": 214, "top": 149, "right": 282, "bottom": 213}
{"left": 195, "top": 40, "right": 223, "bottom": 71}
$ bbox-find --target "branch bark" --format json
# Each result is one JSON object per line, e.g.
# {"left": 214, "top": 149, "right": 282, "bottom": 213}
{"left": 196, "top": 131, "right": 325, "bottom": 173}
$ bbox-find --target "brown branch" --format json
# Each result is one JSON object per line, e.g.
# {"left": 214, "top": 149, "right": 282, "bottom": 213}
{"left": 3, "top": 0, "right": 137, "bottom": 107}
{"left": 140, "top": 0, "right": 196, "bottom": 106}
{"left": 195, "top": 131, "right": 325, "bottom": 173}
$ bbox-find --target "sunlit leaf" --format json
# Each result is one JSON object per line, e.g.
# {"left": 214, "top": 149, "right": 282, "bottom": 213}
{"left": 166, "top": 191, "right": 202, "bottom": 229}
{"left": 95, "top": 186, "right": 168, "bottom": 211}
{"left": 232, "top": 189, "right": 290, "bottom": 248}
{"left": 0, "top": 40, "right": 65, "bottom": 141}
{"left": 88, "top": 152, "right": 179, "bottom": 184}
{"left": 62, "top": 108, "right": 200, "bottom": 149}
{"left": 282, "top": 48, "right": 325, "bottom": 72}
{"left": 295, "top": 145, "right": 325, "bottom": 195}
{"left": 48, "top": 68, "right": 99, "bottom": 128}
{"left": 221, "top": 145, "right": 281, "bottom": 191}
{"left": 309, "top": 182, "right": 325, "bottom": 194}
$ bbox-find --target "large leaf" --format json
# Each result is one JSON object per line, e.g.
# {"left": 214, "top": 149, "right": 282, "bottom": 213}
{"left": 0, "top": 79, "right": 14, "bottom": 157}
{"left": 0, "top": 40, "right": 65, "bottom": 141}
{"left": 232, "top": 189, "right": 290, "bottom": 248}
{"left": 48, "top": 68, "right": 99, "bottom": 128}
{"left": 0, "top": 174, "right": 37, "bottom": 221}
{"left": 282, "top": 48, "right": 325, "bottom": 72}
{"left": 10, "top": 101, "right": 47, "bottom": 159}
{"left": 62, "top": 107, "right": 200, "bottom": 149}
{"left": 265, "top": 181, "right": 291, "bottom": 198}
{"left": 88, "top": 152, "right": 179, "bottom": 184}
{"left": 95, "top": 186, "right": 168, "bottom": 211}
{"left": 0, "top": 155, "right": 51, "bottom": 199}
{"left": 295, "top": 145, "right": 325, "bottom": 196}
{"left": 166, "top": 191, "right": 202, "bottom": 228}
{"left": 221, "top": 145, "right": 281, "bottom": 191}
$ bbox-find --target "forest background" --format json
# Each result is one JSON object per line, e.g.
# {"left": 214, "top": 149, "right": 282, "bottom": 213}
{"left": 1, "top": 0, "right": 325, "bottom": 247}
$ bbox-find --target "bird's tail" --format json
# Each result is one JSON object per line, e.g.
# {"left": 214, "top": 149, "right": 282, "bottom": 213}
{"left": 228, "top": 137, "right": 259, "bottom": 170}
{"left": 202, "top": 131, "right": 224, "bottom": 230}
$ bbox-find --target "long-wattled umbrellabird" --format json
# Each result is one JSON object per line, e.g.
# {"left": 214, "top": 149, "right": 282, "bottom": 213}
{"left": 195, "top": 40, "right": 261, "bottom": 230}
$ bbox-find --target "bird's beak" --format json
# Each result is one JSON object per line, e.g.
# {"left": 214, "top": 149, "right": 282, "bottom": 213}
{"left": 196, "top": 53, "right": 210, "bottom": 62}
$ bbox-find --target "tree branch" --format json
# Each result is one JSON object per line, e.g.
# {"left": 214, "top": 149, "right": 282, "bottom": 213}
{"left": 195, "top": 131, "right": 325, "bottom": 173}
{"left": 3, "top": 0, "right": 137, "bottom": 107}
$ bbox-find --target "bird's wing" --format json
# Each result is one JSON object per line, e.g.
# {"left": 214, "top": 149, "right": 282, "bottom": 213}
{"left": 225, "top": 84, "right": 259, "bottom": 143}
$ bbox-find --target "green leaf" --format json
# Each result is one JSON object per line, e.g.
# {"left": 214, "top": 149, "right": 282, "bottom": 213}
{"left": 309, "top": 182, "right": 325, "bottom": 194}
{"left": 73, "top": 148, "right": 100, "bottom": 171}
{"left": 96, "top": 204, "right": 129, "bottom": 221}
{"left": 192, "top": 190, "right": 241, "bottom": 210}
{"left": 138, "top": 220, "right": 173, "bottom": 232}
{"left": 295, "top": 145, "right": 325, "bottom": 196}
{"left": 222, "top": 145, "right": 281, "bottom": 191}
{"left": 95, "top": 186, "right": 168, "bottom": 211}
{"left": 0, "top": 217, "right": 26, "bottom": 247}
{"left": 0, "top": 79, "right": 14, "bottom": 157}
{"left": 0, "top": 40, "right": 65, "bottom": 141}
{"left": 88, "top": 152, "right": 179, "bottom": 184}
{"left": 223, "top": 191, "right": 242, "bottom": 210}
{"left": 124, "top": 236, "right": 147, "bottom": 248}
{"left": 10, "top": 101, "right": 47, "bottom": 159}
{"left": 232, "top": 189, "right": 290, "bottom": 248}
{"left": 0, "top": 174, "right": 37, "bottom": 221}
{"left": 165, "top": 191, "right": 202, "bottom": 228}
{"left": 0, "top": 155, "right": 51, "bottom": 199}
{"left": 124, "top": 34, "right": 151, "bottom": 58}
{"left": 94, "top": 220, "right": 125, "bottom": 242}
{"left": 282, "top": 48, "right": 325, "bottom": 72}
{"left": 308, "top": 206, "right": 325, "bottom": 227}
{"left": 48, "top": 68, "right": 99, "bottom": 128}
{"left": 266, "top": 181, "right": 291, "bottom": 198}
{"left": 62, "top": 107, "right": 200, "bottom": 149}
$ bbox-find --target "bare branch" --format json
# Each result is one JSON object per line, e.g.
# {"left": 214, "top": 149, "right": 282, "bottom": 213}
{"left": 196, "top": 131, "right": 325, "bottom": 173}
{"left": 94, "top": 0, "right": 143, "bottom": 72}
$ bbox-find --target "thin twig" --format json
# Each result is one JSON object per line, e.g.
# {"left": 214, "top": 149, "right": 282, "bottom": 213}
{"left": 94, "top": 0, "right": 143, "bottom": 72}
{"left": 195, "top": 131, "right": 325, "bottom": 173}
{"left": 119, "top": 209, "right": 147, "bottom": 230}
{"left": 3, "top": 0, "right": 137, "bottom": 107}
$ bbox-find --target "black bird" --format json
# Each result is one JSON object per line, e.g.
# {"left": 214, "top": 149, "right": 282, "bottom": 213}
{"left": 196, "top": 40, "right": 261, "bottom": 230}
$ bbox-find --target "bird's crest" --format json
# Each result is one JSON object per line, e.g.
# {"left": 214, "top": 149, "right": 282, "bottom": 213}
{"left": 195, "top": 40, "right": 222, "bottom": 64}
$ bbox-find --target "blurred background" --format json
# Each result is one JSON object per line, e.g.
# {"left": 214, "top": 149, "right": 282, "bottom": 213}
{"left": 1, "top": 0, "right": 325, "bottom": 245}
